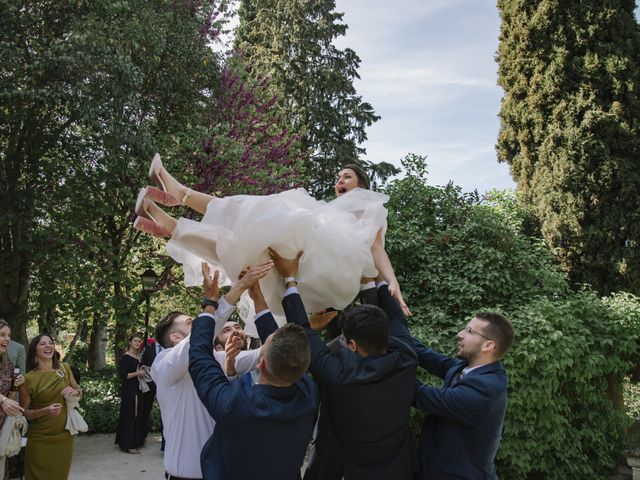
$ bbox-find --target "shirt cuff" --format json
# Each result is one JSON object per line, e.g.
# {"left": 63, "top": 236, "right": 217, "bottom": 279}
{"left": 376, "top": 280, "right": 389, "bottom": 288}
{"left": 284, "top": 286, "right": 300, "bottom": 297}
{"left": 215, "top": 297, "right": 235, "bottom": 322}
{"left": 360, "top": 281, "right": 376, "bottom": 291}
{"left": 255, "top": 309, "right": 271, "bottom": 321}
{"left": 199, "top": 312, "right": 215, "bottom": 320}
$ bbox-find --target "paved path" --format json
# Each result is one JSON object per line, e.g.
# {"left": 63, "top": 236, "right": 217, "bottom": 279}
{"left": 69, "top": 433, "right": 164, "bottom": 480}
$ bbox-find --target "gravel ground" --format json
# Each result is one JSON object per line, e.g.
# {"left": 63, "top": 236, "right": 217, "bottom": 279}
{"left": 69, "top": 433, "right": 164, "bottom": 480}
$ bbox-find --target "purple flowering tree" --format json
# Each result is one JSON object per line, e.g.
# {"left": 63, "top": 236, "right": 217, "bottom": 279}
{"left": 192, "top": 56, "right": 305, "bottom": 197}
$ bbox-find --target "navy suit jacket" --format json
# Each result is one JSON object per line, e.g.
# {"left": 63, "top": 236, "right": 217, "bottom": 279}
{"left": 189, "top": 313, "right": 320, "bottom": 480}
{"left": 413, "top": 339, "right": 508, "bottom": 480}
{"left": 283, "top": 286, "right": 417, "bottom": 480}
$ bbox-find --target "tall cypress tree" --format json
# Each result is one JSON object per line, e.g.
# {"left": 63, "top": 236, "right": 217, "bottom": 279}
{"left": 235, "top": 0, "right": 382, "bottom": 197}
{"left": 496, "top": 0, "right": 640, "bottom": 295}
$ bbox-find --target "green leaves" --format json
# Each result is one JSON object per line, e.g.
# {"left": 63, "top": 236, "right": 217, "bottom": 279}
{"left": 497, "top": 0, "right": 640, "bottom": 296}
{"left": 385, "top": 156, "right": 639, "bottom": 478}
{"left": 235, "top": 0, "right": 380, "bottom": 198}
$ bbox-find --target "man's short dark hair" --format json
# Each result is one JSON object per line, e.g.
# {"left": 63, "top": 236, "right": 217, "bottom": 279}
{"left": 155, "top": 311, "right": 186, "bottom": 348}
{"left": 340, "top": 304, "right": 389, "bottom": 354}
{"left": 475, "top": 312, "right": 514, "bottom": 357}
{"left": 264, "top": 324, "right": 310, "bottom": 385}
{"left": 341, "top": 164, "right": 370, "bottom": 190}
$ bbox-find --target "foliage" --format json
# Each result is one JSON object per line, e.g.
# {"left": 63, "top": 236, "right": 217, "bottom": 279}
{"left": 384, "top": 154, "right": 568, "bottom": 333}
{"left": 384, "top": 154, "right": 639, "bottom": 479}
{"left": 496, "top": 0, "right": 640, "bottom": 296}
{"left": 78, "top": 367, "right": 121, "bottom": 433}
{"left": 191, "top": 56, "right": 305, "bottom": 196}
{"left": 235, "top": 0, "right": 385, "bottom": 197}
{"left": 497, "top": 295, "right": 634, "bottom": 479}
{"left": 1, "top": 0, "right": 315, "bottom": 370}
{"left": 78, "top": 366, "right": 160, "bottom": 434}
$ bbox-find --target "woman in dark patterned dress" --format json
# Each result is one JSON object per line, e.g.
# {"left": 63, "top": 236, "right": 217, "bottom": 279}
{"left": 0, "top": 321, "right": 24, "bottom": 480}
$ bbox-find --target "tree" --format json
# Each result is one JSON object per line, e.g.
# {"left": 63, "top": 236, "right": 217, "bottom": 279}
{"left": 235, "top": 0, "right": 383, "bottom": 197}
{"left": 495, "top": 0, "right": 640, "bottom": 296}
{"left": 383, "top": 154, "right": 638, "bottom": 479}
{"left": 191, "top": 57, "right": 305, "bottom": 197}
{"left": 0, "top": 0, "right": 227, "bottom": 360}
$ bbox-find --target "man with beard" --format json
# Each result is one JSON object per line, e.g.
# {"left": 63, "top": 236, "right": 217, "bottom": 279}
{"left": 151, "top": 263, "right": 277, "bottom": 480}
{"left": 412, "top": 312, "right": 514, "bottom": 480}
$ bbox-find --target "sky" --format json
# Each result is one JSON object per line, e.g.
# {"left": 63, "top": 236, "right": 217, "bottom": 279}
{"left": 333, "top": 0, "right": 514, "bottom": 194}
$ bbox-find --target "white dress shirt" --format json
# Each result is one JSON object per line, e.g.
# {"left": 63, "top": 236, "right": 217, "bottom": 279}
{"left": 151, "top": 298, "right": 261, "bottom": 479}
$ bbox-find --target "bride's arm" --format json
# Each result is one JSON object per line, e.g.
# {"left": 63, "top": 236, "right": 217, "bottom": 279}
{"left": 370, "top": 229, "right": 412, "bottom": 316}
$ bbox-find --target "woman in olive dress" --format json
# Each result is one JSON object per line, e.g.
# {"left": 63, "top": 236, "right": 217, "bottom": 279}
{"left": 20, "top": 334, "right": 81, "bottom": 480}
{"left": 115, "top": 332, "right": 146, "bottom": 454}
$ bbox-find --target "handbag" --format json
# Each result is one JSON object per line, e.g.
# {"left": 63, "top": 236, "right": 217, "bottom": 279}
{"left": 61, "top": 363, "right": 88, "bottom": 435}
{"left": 64, "top": 393, "right": 88, "bottom": 435}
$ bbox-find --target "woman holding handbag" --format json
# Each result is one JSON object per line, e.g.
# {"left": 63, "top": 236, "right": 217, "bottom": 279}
{"left": 115, "top": 332, "right": 146, "bottom": 454}
{"left": 19, "top": 334, "right": 81, "bottom": 480}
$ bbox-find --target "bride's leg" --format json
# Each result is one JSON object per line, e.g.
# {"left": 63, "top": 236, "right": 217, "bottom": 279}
{"left": 180, "top": 188, "right": 216, "bottom": 215}
{"left": 150, "top": 155, "right": 216, "bottom": 214}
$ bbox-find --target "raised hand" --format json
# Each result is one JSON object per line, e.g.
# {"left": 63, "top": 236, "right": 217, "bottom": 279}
{"left": 223, "top": 331, "right": 245, "bottom": 377}
{"left": 240, "top": 267, "right": 269, "bottom": 312}
{"left": 267, "top": 247, "right": 303, "bottom": 278}
{"left": 237, "top": 262, "right": 273, "bottom": 291}
{"left": 201, "top": 262, "right": 220, "bottom": 300}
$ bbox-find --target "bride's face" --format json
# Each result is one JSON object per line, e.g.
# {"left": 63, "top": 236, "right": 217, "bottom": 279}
{"left": 335, "top": 168, "right": 359, "bottom": 197}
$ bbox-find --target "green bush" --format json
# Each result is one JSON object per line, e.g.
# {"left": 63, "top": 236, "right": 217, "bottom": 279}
{"left": 78, "top": 366, "right": 121, "bottom": 433}
{"left": 385, "top": 155, "right": 639, "bottom": 479}
{"left": 498, "top": 294, "right": 634, "bottom": 478}
{"left": 78, "top": 366, "right": 161, "bottom": 434}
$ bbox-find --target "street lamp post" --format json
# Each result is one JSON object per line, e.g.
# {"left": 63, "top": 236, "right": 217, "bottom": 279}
{"left": 140, "top": 268, "right": 158, "bottom": 345}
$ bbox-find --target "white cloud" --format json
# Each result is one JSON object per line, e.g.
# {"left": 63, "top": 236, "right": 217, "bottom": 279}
{"left": 334, "top": 0, "right": 514, "bottom": 193}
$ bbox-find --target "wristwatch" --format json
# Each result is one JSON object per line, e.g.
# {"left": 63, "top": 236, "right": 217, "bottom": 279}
{"left": 202, "top": 298, "right": 219, "bottom": 310}
{"left": 283, "top": 276, "right": 297, "bottom": 286}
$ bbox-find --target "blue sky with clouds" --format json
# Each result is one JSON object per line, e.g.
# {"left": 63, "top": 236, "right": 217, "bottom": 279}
{"left": 334, "top": 0, "right": 514, "bottom": 193}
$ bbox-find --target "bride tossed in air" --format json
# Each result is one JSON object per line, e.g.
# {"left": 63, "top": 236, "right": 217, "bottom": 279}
{"left": 134, "top": 154, "right": 411, "bottom": 318}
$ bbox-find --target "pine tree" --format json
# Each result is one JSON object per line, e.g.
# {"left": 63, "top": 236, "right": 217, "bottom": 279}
{"left": 496, "top": 0, "right": 640, "bottom": 295}
{"left": 235, "top": 0, "right": 382, "bottom": 197}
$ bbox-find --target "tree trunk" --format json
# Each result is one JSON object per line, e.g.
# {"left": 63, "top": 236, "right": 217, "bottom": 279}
{"left": 87, "top": 314, "right": 107, "bottom": 371}
{"left": 38, "top": 305, "right": 57, "bottom": 338}
{"left": 113, "top": 321, "right": 127, "bottom": 367}
{"left": 0, "top": 243, "right": 30, "bottom": 348}
{"left": 64, "top": 319, "right": 87, "bottom": 365}
{"left": 606, "top": 373, "right": 624, "bottom": 410}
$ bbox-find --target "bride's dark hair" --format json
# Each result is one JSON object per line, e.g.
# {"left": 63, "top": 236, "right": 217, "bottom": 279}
{"left": 341, "top": 164, "right": 370, "bottom": 190}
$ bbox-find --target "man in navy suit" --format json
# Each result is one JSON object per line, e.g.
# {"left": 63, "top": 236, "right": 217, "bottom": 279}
{"left": 269, "top": 248, "right": 418, "bottom": 480}
{"left": 413, "top": 312, "right": 514, "bottom": 480}
{"left": 189, "top": 262, "right": 320, "bottom": 480}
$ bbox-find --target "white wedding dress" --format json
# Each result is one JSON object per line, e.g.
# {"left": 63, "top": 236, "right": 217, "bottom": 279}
{"left": 166, "top": 187, "right": 388, "bottom": 332}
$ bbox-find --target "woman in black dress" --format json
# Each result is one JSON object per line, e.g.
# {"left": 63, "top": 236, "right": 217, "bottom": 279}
{"left": 115, "top": 332, "right": 146, "bottom": 454}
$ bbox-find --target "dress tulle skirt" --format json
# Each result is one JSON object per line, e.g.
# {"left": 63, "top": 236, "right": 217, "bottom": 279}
{"left": 166, "top": 188, "right": 388, "bottom": 331}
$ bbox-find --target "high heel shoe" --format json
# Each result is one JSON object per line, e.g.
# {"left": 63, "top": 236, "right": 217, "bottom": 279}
{"left": 133, "top": 188, "right": 172, "bottom": 237}
{"left": 133, "top": 216, "right": 171, "bottom": 238}
{"left": 145, "top": 185, "right": 180, "bottom": 207}
{"left": 148, "top": 153, "right": 167, "bottom": 189}
{"left": 148, "top": 153, "right": 191, "bottom": 204}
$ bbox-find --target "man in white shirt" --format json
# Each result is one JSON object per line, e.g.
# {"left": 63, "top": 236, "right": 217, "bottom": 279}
{"left": 151, "top": 263, "right": 275, "bottom": 480}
